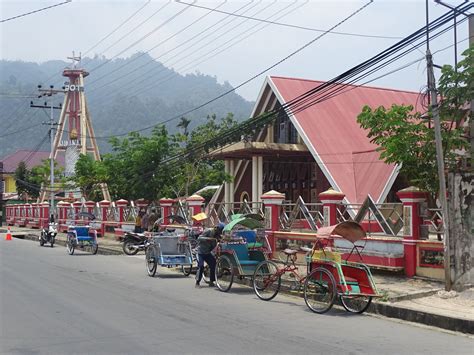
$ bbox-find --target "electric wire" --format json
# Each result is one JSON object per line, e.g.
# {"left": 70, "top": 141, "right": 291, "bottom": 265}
{"left": 87, "top": 1, "right": 188, "bottom": 74}
{"left": 151, "top": 3, "right": 472, "bottom": 173}
{"left": 102, "top": 0, "right": 307, "bottom": 101}
{"left": 175, "top": 0, "right": 403, "bottom": 40}
{"left": 85, "top": 0, "right": 232, "bottom": 89}
{"left": 82, "top": 0, "right": 151, "bottom": 57}
{"left": 0, "top": 0, "right": 71, "bottom": 23}
{"left": 97, "top": 1, "right": 171, "bottom": 56}
{"left": 86, "top": 0, "right": 271, "bottom": 93}
{"left": 90, "top": 0, "right": 374, "bottom": 137}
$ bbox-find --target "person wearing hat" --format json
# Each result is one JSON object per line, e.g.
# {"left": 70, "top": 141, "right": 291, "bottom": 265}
{"left": 195, "top": 222, "right": 225, "bottom": 288}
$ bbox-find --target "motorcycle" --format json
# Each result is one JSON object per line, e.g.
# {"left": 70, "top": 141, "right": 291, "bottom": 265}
{"left": 40, "top": 222, "right": 58, "bottom": 247}
{"left": 122, "top": 231, "right": 148, "bottom": 255}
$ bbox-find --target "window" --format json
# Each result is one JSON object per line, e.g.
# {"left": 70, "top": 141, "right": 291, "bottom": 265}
{"left": 273, "top": 104, "right": 298, "bottom": 144}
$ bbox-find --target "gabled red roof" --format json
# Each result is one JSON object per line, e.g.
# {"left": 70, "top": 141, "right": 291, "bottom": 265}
{"left": 267, "top": 76, "right": 422, "bottom": 204}
{"left": 1, "top": 150, "right": 65, "bottom": 173}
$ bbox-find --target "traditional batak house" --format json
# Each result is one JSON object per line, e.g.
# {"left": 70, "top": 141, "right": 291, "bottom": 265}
{"left": 210, "top": 76, "right": 422, "bottom": 206}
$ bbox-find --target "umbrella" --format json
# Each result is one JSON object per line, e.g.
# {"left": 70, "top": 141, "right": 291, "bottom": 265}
{"left": 191, "top": 212, "right": 208, "bottom": 222}
{"left": 317, "top": 221, "right": 366, "bottom": 243}
{"left": 223, "top": 217, "right": 263, "bottom": 232}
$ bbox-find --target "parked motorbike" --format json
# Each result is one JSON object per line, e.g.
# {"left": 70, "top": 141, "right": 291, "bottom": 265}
{"left": 40, "top": 222, "right": 58, "bottom": 247}
{"left": 122, "top": 231, "right": 148, "bottom": 255}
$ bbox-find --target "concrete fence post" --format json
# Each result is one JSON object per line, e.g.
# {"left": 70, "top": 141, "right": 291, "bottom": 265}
{"left": 319, "top": 188, "right": 345, "bottom": 227}
{"left": 397, "top": 186, "right": 428, "bottom": 277}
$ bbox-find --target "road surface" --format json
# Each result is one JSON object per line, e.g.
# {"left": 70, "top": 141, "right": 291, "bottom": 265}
{"left": 1, "top": 238, "right": 472, "bottom": 354}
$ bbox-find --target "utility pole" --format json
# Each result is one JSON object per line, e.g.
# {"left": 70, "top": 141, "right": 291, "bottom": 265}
{"left": 30, "top": 85, "right": 63, "bottom": 215}
{"left": 425, "top": 0, "right": 451, "bottom": 290}
{"left": 470, "top": 14, "right": 473, "bottom": 169}
{"left": 426, "top": 51, "right": 451, "bottom": 290}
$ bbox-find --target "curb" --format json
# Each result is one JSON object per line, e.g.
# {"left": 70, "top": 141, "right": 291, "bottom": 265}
{"left": 371, "top": 302, "right": 474, "bottom": 334}
{"left": 14, "top": 233, "right": 123, "bottom": 256}
{"left": 387, "top": 289, "right": 442, "bottom": 302}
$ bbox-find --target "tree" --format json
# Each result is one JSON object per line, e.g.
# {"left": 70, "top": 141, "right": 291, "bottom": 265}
{"left": 171, "top": 113, "right": 236, "bottom": 197}
{"left": 14, "top": 161, "right": 35, "bottom": 199}
{"left": 70, "top": 154, "right": 109, "bottom": 201}
{"left": 357, "top": 46, "right": 472, "bottom": 197}
{"left": 177, "top": 116, "right": 191, "bottom": 138}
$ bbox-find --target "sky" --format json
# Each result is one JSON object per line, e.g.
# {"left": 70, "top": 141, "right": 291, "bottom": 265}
{"left": 0, "top": 0, "right": 471, "bottom": 101}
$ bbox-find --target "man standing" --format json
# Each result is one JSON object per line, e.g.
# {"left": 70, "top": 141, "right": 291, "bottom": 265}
{"left": 141, "top": 209, "right": 150, "bottom": 232}
{"left": 148, "top": 208, "right": 158, "bottom": 232}
{"left": 195, "top": 222, "right": 225, "bottom": 288}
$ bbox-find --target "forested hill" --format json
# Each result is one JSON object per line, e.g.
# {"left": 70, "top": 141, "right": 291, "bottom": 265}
{"left": 0, "top": 53, "right": 254, "bottom": 158}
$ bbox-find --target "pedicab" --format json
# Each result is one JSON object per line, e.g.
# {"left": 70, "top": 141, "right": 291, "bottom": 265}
{"left": 145, "top": 228, "right": 193, "bottom": 277}
{"left": 214, "top": 214, "right": 271, "bottom": 292}
{"left": 252, "top": 221, "right": 380, "bottom": 314}
{"left": 66, "top": 212, "right": 99, "bottom": 255}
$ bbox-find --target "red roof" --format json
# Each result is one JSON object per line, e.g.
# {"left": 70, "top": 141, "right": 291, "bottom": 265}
{"left": 268, "top": 76, "right": 422, "bottom": 204}
{"left": 1, "top": 150, "right": 65, "bottom": 173}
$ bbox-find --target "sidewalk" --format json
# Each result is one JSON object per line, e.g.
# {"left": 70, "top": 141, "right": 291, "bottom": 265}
{"left": 2, "top": 225, "right": 473, "bottom": 334}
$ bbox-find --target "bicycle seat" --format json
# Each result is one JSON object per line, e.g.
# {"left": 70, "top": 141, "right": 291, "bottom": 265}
{"left": 283, "top": 248, "right": 298, "bottom": 255}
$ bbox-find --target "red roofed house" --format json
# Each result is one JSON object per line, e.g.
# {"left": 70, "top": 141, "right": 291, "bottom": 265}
{"left": 1, "top": 150, "right": 65, "bottom": 200}
{"left": 211, "top": 76, "right": 422, "bottom": 207}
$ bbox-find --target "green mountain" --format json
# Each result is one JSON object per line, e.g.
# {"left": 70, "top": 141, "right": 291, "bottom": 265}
{"left": 0, "top": 53, "right": 254, "bottom": 158}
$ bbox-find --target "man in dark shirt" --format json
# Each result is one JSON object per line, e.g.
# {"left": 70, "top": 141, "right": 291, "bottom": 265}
{"left": 195, "top": 222, "right": 225, "bottom": 288}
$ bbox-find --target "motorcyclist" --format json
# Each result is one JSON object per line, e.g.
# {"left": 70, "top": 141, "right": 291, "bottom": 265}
{"left": 195, "top": 222, "right": 225, "bottom": 288}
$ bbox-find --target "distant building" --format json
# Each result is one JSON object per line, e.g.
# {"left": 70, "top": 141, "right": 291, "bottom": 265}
{"left": 0, "top": 150, "right": 65, "bottom": 200}
{"left": 210, "top": 76, "right": 422, "bottom": 205}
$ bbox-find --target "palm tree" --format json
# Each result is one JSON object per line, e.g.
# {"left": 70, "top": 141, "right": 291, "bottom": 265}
{"left": 177, "top": 117, "right": 191, "bottom": 137}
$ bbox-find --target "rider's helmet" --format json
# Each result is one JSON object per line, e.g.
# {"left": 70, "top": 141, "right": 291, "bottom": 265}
{"left": 215, "top": 222, "right": 225, "bottom": 237}
{"left": 216, "top": 222, "right": 225, "bottom": 231}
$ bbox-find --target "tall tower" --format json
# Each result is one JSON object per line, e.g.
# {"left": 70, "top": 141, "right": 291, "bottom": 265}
{"left": 40, "top": 54, "right": 111, "bottom": 202}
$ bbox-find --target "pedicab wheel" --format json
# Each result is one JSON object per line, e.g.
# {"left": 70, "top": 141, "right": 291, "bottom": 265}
{"left": 66, "top": 239, "right": 75, "bottom": 255}
{"left": 181, "top": 264, "right": 192, "bottom": 277}
{"left": 340, "top": 295, "right": 372, "bottom": 314}
{"left": 202, "top": 265, "right": 210, "bottom": 284}
{"left": 123, "top": 238, "right": 139, "bottom": 255}
{"left": 91, "top": 243, "right": 98, "bottom": 255}
{"left": 215, "top": 255, "right": 234, "bottom": 292}
{"left": 145, "top": 247, "right": 157, "bottom": 277}
{"left": 303, "top": 267, "right": 337, "bottom": 314}
{"left": 253, "top": 260, "right": 281, "bottom": 301}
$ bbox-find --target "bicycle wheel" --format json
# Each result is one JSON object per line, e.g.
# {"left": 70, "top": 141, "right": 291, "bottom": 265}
{"left": 181, "top": 264, "right": 192, "bottom": 277}
{"left": 253, "top": 260, "right": 281, "bottom": 301}
{"left": 202, "top": 265, "right": 210, "bottom": 284}
{"left": 145, "top": 247, "right": 157, "bottom": 277}
{"left": 340, "top": 295, "right": 372, "bottom": 314}
{"left": 215, "top": 255, "right": 234, "bottom": 292}
{"left": 303, "top": 267, "right": 336, "bottom": 314}
{"left": 66, "top": 237, "right": 75, "bottom": 255}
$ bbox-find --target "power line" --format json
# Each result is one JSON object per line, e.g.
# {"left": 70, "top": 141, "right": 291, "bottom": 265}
{"left": 175, "top": 0, "right": 402, "bottom": 40}
{"left": 85, "top": 0, "right": 231, "bottom": 89}
{"left": 87, "top": 2, "right": 188, "bottom": 74}
{"left": 82, "top": 1, "right": 151, "bottom": 57}
{"left": 91, "top": 0, "right": 374, "bottom": 138}
{"left": 153, "top": 3, "right": 472, "bottom": 172}
{"left": 96, "top": 1, "right": 170, "bottom": 56}
{"left": 0, "top": 123, "right": 43, "bottom": 138}
{"left": 102, "top": 0, "right": 306, "bottom": 100}
{"left": 86, "top": 0, "right": 268, "bottom": 91}
{"left": 0, "top": 0, "right": 71, "bottom": 23}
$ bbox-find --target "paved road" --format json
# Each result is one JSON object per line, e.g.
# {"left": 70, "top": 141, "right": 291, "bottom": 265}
{"left": 1, "top": 238, "right": 472, "bottom": 354}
